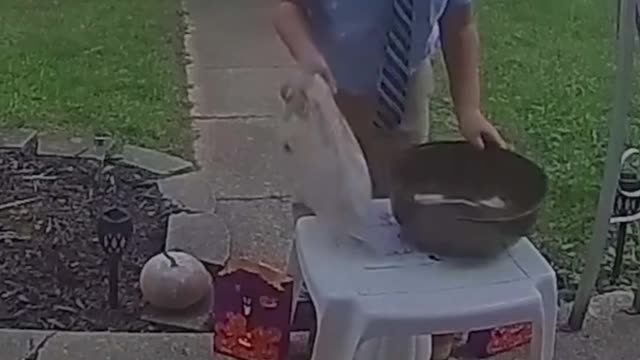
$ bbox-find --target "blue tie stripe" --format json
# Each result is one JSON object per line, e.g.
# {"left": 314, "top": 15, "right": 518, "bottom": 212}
{"left": 389, "top": 31, "right": 410, "bottom": 55}
{"left": 385, "top": 60, "right": 409, "bottom": 90}
{"left": 381, "top": 68, "right": 407, "bottom": 98}
{"left": 379, "top": 81, "right": 405, "bottom": 111}
{"left": 383, "top": 47, "right": 409, "bottom": 82}
{"left": 379, "top": 50, "right": 409, "bottom": 106}
{"left": 377, "top": 99, "right": 403, "bottom": 127}
{"left": 376, "top": 0, "right": 413, "bottom": 128}
{"left": 387, "top": 37, "right": 410, "bottom": 68}
{"left": 396, "top": 0, "right": 413, "bottom": 20}
{"left": 377, "top": 65, "right": 409, "bottom": 125}
{"left": 393, "top": 2, "right": 413, "bottom": 36}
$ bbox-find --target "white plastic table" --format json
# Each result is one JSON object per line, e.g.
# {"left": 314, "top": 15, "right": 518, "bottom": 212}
{"left": 290, "top": 199, "right": 557, "bottom": 360}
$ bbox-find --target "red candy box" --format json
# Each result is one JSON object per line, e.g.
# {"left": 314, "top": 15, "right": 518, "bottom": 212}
{"left": 213, "top": 259, "right": 294, "bottom": 360}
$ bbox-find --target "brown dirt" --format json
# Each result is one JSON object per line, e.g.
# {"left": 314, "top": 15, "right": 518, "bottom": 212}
{"left": 0, "top": 148, "right": 185, "bottom": 332}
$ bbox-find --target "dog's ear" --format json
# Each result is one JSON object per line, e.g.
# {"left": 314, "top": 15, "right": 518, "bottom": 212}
{"left": 280, "top": 82, "right": 294, "bottom": 102}
{"left": 279, "top": 75, "right": 312, "bottom": 124}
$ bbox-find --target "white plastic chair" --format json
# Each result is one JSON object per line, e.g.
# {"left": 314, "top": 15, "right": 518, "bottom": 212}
{"left": 289, "top": 199, "right": 557, "bottom": 360}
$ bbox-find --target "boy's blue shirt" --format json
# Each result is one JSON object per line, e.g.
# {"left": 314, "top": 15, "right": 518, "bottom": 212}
{"left": 298, "top": 0, "right": 471, "bottom": 96}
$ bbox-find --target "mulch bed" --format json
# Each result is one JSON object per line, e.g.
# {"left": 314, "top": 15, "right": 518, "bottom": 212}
{"left": 0, "top": 148, "right": 185, "bottom": 332}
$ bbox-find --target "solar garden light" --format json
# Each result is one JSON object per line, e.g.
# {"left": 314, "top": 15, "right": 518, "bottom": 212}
{"left": 97, "top": 206, "right": 133, "bottom": 309}
{"left": 610, "top": 170, "right": 640, "bottom": 282}
{"left": 608, "top": 147, "right": 640, "bottom": 314}
{"left": 93, "top": 134, "right": 112, "bottom": 198}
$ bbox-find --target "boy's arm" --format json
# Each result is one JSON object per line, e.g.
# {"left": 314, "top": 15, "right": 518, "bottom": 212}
{"left": 440, "top": 2, "right": 506, "bottom": 149}
{"left": 273, "top": 1, "right": 337, "bottom": 91}
{"left": 273, "top": 1, "right": 314, "bottom": 65}
{"left": 440, "top": 2, "right": 481, "bottom": 122}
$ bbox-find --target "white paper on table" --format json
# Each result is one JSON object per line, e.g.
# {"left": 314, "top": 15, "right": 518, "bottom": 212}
{"left": 349, "top": 203, "right": 416, "bottom": 256}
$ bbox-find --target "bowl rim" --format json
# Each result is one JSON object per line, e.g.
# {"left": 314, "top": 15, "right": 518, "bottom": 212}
{"left": 393, "top": 140, "right": 549, "bottom": 223}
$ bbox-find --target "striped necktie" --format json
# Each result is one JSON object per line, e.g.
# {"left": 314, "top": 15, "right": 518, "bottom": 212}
{"left": 376, "top": 0, "right": 414, "bottom": 129}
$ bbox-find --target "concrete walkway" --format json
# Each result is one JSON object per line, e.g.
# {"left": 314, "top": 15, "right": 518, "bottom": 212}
{"left": 185, "top": 0, "right": 294, "bottom": 269}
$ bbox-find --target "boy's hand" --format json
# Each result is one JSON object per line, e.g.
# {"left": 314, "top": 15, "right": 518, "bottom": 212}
{"left": 273, "top": 1, "right": 337, "bottom": 93}
{"left": 457, "top": 109, "right": 507, "bottom": 150}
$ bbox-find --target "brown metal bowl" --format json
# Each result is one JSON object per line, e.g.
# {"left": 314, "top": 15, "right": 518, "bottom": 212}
{"left": 390, "top": 141, "right": 547, "bottom": 258}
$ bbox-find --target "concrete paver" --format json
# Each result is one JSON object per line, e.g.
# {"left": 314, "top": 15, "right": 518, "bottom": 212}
{"left": 0, "top": 329, "right": 54, "bottom": 360}
{"left": 0, "top": 128, "right": 36, "bottom": 150}
{"left": 0, "top": 330, "right": 304, "bottom": 360}
{"left": 158, "top": 171, "right": 217, "bottom": 212}
{"left": 555, "top": 312, "right": 640, "bottom": 360}
{"left": 141, "top": 288, "right": 214, "bottom": 332}
{"left": 552, "top": 291, "right": 640, "bottom": 360}
{"left": 192, "top": 118, "right": 288, "bottom": 198}
{"left": 37, "top": 134, "right": 114, "bottom": 160}
{"left": 121, "top": 145, "right": 194, "bottom": 176}
{"left": 189, "top": 67, "right": 292, "bottom": 117}
{"left": 184, "top": 0, "right": 293, "bottom": 118}
{"left": 38, "top": 332, "right": 215, "bottom": 360}
{"left": 166, "top": 212, "right": 231, "bottom": 265}
{"left": 184, "top": 0, "right": 293, "bottom": 68}
{"left": 216, "top": 199, "right": 293, "bottom": 270}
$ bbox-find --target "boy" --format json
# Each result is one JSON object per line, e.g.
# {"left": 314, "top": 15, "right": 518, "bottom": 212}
{"left": 274, "top": 1, "right": 507, "bottom": 358}
{"left": 274, "top": 0, "right": 506, "bottom": 197}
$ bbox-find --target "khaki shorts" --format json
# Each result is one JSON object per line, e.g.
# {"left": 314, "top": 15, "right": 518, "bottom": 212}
{"left": 334, "top": 59, "right": 434, "bottom": 198}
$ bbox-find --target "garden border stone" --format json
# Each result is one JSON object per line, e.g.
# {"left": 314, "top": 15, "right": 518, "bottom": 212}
{"left": 0, "top": 128, "right": 37, "bottom": 150}
{"left": 121, "top": 145, "right": 194, "bottom": 176}
{"left": 36, "top": 133, "right": 115, "bottom": 161}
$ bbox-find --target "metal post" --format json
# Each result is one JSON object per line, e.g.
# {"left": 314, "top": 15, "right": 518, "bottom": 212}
{"left": 618, "top": 0, "right": 623, "bottom": 37}
{"left": 109, "top": 254, "right": 120, "bottom": 309}
{"left": 611, "top": 222, "right": 629, "bottom": 281}
{"left": 566, "top": 0, "right": 636, "bottom": 330}
{"left": 634, "top": 0, "right": 640, "bottom": 318}
{"left": 633, "top": 273, "right": 640, "bottom": 312}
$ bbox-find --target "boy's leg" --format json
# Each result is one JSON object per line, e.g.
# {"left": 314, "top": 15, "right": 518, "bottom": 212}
{"left": 407, "top": 60, "right": 459, "bottom": 360}
{"left": 403, "top": 58, "right": 435, "bottom": 144}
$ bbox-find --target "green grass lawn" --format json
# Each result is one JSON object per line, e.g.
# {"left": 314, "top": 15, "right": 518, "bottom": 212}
{"left": 432, "top": 0, "right": 639, "bottom": 291}
{"left": 0, "top": 0, "right": 189, "bottom": 154}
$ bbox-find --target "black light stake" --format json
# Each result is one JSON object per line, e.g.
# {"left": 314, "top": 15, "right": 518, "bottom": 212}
{"left": 611, "top": 171, "right": 640, "bottom": 282}
{"left": 97, "top": 206, "right": 133, "bottom": 309}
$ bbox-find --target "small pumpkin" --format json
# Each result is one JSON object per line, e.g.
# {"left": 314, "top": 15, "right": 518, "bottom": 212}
{"left": 140, "top": 251, "right": 212, "bottom": 310}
